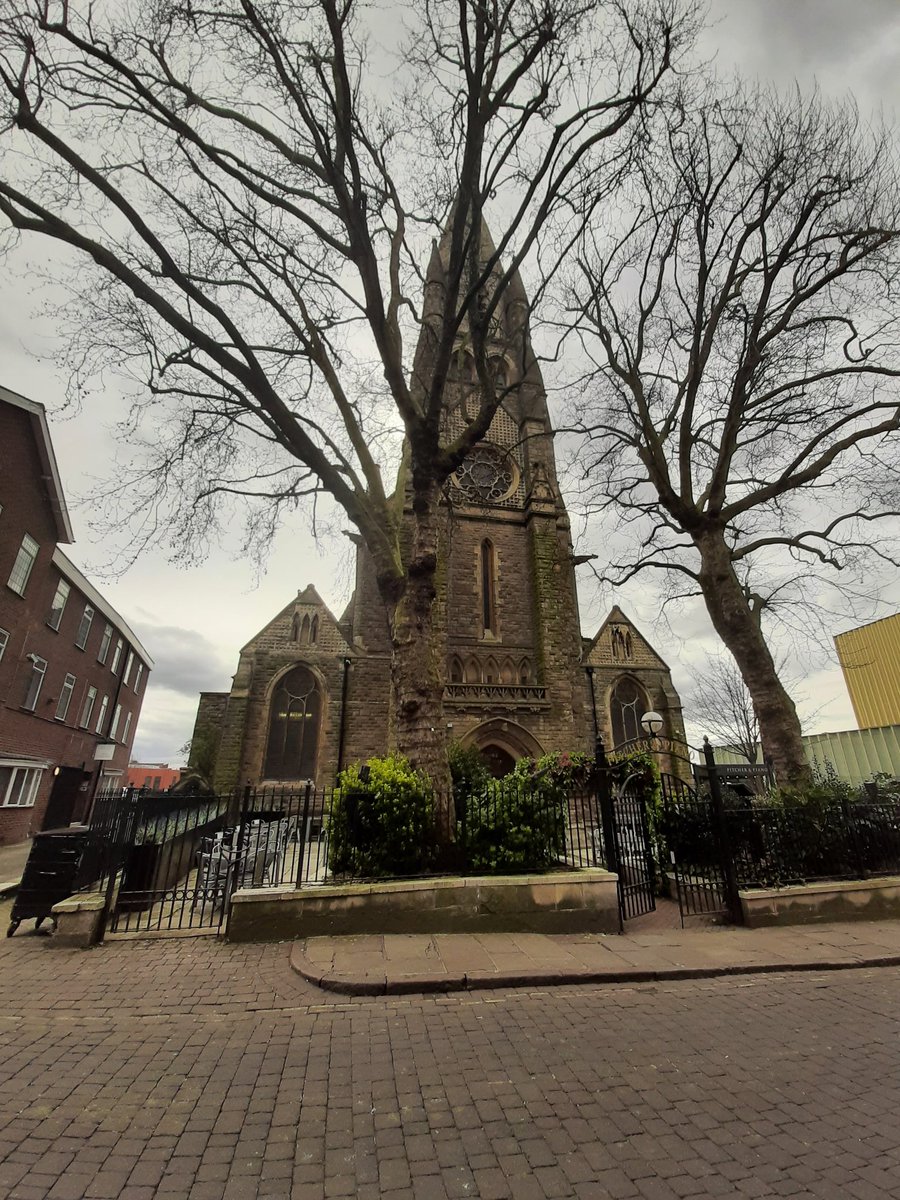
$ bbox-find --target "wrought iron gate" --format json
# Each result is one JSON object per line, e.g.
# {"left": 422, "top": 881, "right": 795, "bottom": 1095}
{"left": 602, "top": 780, "right": 656, "bottom": 922}
{"left": 659, "top": 772, "right": 741, "bottom": 925}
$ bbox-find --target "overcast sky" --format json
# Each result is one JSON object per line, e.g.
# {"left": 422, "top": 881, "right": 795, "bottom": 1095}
{"left": 2, "top": 0, "right": 899, "bottom": 763}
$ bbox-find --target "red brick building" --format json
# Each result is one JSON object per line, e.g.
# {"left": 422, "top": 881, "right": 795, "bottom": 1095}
{"left": 125, "top": 763, "right": 181, "bottom": 791}
{"left": 0, "top": 385, "right": 153, "bottom": 845}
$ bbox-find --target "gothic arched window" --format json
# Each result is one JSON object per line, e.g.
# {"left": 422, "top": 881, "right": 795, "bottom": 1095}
{"left": 264, "top": 666, "right": 321, "bottom": 780}
{"left": 291, "top": 613, "right": 301, "bottom": 642}
{"left": 449, "top": 657, "right": 464, "bottom": 684}
{"left": 610, "top": 677, "right": 650, "bottom": 748}
{"left": 481, "top": 539, "right": 498, "bottom": 636}
{"left": 310, "top": 614, "right": 319, "bottom": 645}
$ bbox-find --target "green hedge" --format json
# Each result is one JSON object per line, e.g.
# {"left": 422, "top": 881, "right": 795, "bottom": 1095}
{"left": 327, "top": 753, "right": 437, "bottom": 878}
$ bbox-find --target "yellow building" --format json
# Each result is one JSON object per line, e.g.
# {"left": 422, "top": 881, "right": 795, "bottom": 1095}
{"left": 835, "top": 613, "right": 900, "bottom": 729}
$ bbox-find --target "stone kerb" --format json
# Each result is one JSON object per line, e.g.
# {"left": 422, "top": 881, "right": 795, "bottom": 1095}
{"left": 227, "top": 869, "right": 620, "bottom": 943}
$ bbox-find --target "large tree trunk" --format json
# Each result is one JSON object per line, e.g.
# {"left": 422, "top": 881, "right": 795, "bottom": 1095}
{"left": 384, "top": 481, "right": 453, "bottom": 835}
{"left": 694, "top": 528, "right": 811, "bottom": 789}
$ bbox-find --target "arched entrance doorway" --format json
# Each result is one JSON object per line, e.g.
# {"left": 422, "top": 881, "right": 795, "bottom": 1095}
{"left": 462, "top": 719, "right": 544, "bottom": 776}
{"left": 480, "top": 744, "right": 517, "bottom": 779}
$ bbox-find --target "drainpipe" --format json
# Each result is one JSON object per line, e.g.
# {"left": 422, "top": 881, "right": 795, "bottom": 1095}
{"left": 336, "top": 657, "right": 351, "bottom": 774}
{"left": 585, "top": 666, "right": 599, "bottom": 743}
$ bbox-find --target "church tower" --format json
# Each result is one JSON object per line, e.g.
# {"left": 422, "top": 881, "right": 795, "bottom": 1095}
{"left": 193, "top": 225, "right": 686, "bottom": 790}
{"left": 418, "top": 223, "right": 591, "bottom": 773}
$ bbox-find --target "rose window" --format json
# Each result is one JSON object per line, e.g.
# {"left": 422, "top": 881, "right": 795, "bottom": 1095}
{"left": 452, "top": 444, "right": 518, "bottom": 503}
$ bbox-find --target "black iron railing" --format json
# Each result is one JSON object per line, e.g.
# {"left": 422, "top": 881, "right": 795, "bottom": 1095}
{"left": 724, "top": 800, "right": 900, "bottom": 889}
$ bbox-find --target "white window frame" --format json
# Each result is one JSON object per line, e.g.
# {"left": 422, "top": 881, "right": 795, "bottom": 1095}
{"left": 47, "top": 578, "right": 70, "bottom": 631}
{"left": 133, "top": 661, "right": 144, "bottom": 693}
{"left": 0, "top": 628, "right": 8, "bottom": 664}
{"left": 0, "top": 765, "right": 43, "bottom": 808}
{"left": 110, "top": 638, "right": 123, "bottom": 674}
{"left": 56, "top": 673, "right": 76, "bottom": 721}
{"left": 80, "top": 685, "right": 98, "bottom": 729}
{"left": 75, "top": 604, "right": 94, "bottom": 650}
{"left": 7, "top": 533, "right": 39, "bottom": 596}
{"left": 95, "top": 694, "right": 109, "bottom": 734}
{"left": 122, "top": 711, "right": 133, "bottom": 744}
{"left": 98, "top": 623, "right": 113, "bottom": 664}
{"left": 23, "top": 656, "right": 47, "bottom": 711}
{"left": 123, "top": 650, "right": 135, "bottom": 687}
{"left": 109, "top": 703, "right": 122, "bottom": 741}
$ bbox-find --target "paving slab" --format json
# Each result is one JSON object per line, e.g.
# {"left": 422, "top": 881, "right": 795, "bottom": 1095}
{"left": 0, "top": 839, "right": 30, "bottom": 895}
{"left": 290, "top": 919, "right": 900, "bottom": 995}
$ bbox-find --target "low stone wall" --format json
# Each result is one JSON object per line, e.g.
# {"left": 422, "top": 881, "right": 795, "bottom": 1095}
{"left": 740, "top": 876, "right": 900, "bottom": 927}
{"left": 228, "top": 869, "right": 621, "bottom": 942}
{"left": 50, "top": 893, "right": 105, "bottom": 948}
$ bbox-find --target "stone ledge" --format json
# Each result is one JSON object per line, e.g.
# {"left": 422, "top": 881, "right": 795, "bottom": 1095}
{"left": 740, "top": 876, "right": 900, "bottom": 927}
{"left": 228, "top": 870, "right": 620, "bottom": 942}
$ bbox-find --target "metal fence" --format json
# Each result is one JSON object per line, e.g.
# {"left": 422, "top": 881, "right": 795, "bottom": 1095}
{"left": 724, "top": 800, "right": 900, "bottom": 889}
{"left": 82, "top": 781, "right": 611, "bottom": 934}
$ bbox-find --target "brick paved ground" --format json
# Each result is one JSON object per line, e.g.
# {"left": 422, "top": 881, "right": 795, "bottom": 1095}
{"left": 2, "top": 908, "right": 900, "bottom": 1198}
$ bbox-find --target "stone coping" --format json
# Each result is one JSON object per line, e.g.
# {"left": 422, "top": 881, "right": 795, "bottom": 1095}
{"left": 740, "top": 876, "right": 900, "bottom": 900}
{"left": 233, "top": 868, "right": 614, "bottom": 904}
{"left": 51, "top": 893, "right": 105, "bottom": 914}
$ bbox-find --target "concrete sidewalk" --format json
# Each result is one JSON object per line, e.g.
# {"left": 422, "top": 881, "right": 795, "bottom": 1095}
{"left": 0, "top": 839, "right": 29, "bottom": 896}
{"left": 291, "top": 920, "right": 900, "bottom": 994}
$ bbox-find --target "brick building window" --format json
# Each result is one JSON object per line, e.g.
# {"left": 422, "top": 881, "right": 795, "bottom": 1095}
{"left": 23, "top": 656, "right": 47, "bottom": 710}
{"left": 264, "top": 666, "right": 321, "bottom": 780}
{"left": 98, "top": 623, "right": 113, "bottom": 664}
{"left": 609, "top": 677, "right": 650, "bottom": 749}
{"left": 122, "top": 711, "right": 133, "bottom": 744}
{"left": 133, "top": 662, "right": 144, "bottom": 692}
{"left": 95, "top": 694, "right": 109, "bottom": 733}
{"left": 109, "top": 703, "right": 122, "bottom": 740}
{"left": 7, "top": 533, "right": 39, "bottom": 596}
{"left": 110, "top": 638, "right": 123, "bottom": 673}
{"left": 80, "top": 685, "right": 97, "bottom": 728}
{"left": 75, "top": 604, "right": 94, "bottom": 650}
{"left": 47, "top": 579, "right": 70, "bottom": 630}
{"left": 0, "top": 765, "right": 43, "bottom": 808}
{"left": 0, "top": 628, "right": 8, "bottom": 663}
{"left": 56, "top": 673, "right": 76, "bottom": 721}
{"left": 480, "top": 540, "right": 498, "bottom": 636}
{"left": 123, "top": 651, "right": 135, "bottom": 686}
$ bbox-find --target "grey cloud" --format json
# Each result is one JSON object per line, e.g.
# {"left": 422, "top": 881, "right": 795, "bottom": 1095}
{"left": 141, "top": 624, "right": 233, "bottom": 696}
{"left": 131, "top": 690, "right": 199, "bottom": 763}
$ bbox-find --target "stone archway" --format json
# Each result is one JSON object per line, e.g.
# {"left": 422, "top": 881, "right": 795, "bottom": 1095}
{"left": 462, "top": 718, "right": 545, "bottom": 777}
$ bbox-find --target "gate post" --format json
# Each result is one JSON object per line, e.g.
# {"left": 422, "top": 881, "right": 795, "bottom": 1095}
{"left": 704, "top": 739, "right": 744, "bottom": 925}
{"left": 594, "top": 739, "right": 624, "bottom": 931}
{"left": 96, "top": 787, "right": 139, "bottom": 941}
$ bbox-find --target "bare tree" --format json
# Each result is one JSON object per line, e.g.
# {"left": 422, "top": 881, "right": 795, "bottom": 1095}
{"left": 0, "top": 0, "right": 698, "bottom": 803}
{"left": 689, "top": 652, "right": 760, "bottom": 763}
{"left": 569, "top": 81, "right": 900, "bottom": 788}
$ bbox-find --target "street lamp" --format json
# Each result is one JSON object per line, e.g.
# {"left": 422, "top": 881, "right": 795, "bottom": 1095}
{"left": 640, "top": 710, "right": 664, "bottom": 738}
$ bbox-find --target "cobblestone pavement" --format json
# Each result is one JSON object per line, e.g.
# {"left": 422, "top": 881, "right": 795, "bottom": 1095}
{"left": 2, "top": 919, "right": 900, "bottom": 1199}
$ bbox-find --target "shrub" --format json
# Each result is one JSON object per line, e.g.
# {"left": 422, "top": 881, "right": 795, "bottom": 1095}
{"left": 327, "top": 754, "right": 436, "bottom": 878}
{"left": 462, "top": 759, "right": 568, "bottom": 874}
{"left": 448, "top": 741, "right": 491, "bottom": 811}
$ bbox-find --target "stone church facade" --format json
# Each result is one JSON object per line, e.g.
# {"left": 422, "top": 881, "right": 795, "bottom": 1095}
{"left": 191, "top": 238, "right": 685, "bottom": 790}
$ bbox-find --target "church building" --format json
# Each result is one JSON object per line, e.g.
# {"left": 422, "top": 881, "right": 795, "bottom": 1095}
{"left": 190, "top": 234, "right": 685, "bottom": 790}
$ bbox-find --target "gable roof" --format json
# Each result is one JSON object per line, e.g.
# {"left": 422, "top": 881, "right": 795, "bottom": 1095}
{"left": 240, "top": 585, "right": 347, "bottom": 653}
{"left": 0, "top": 385, "right": 74, "bottom": 543}
{"left": 586, "top": 605, "right": 671, "bottom": 670}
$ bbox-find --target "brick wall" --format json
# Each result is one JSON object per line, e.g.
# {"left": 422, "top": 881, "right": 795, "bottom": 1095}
{"left": 0, "top": 402, "right": 148, "bottom": 844}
